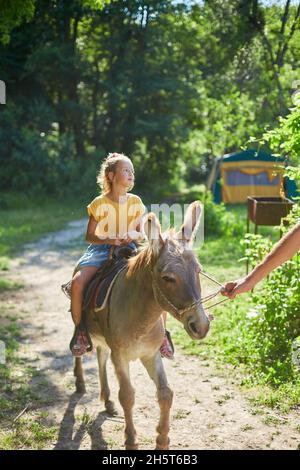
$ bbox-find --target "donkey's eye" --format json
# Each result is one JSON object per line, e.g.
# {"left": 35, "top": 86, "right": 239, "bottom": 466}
{"left": 162, "top": 275, "right": 176, "bottom": 283}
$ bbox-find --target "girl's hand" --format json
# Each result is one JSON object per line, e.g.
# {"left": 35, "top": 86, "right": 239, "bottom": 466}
{"left": 108, "top": 236, "right": 124, "bottom": 246}
{"left": 107, "top": 235, "right": 133, "bottom": 246}
{"left": 119, "top": 234, "right": 133, "bottom": 245}
{"left": 221, "top": 278, "right": 254, "bottom": 299}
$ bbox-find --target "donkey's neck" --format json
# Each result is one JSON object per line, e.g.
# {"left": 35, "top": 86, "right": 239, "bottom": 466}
{"left": 126, "top": 264, "right": 164, "bottom": 337}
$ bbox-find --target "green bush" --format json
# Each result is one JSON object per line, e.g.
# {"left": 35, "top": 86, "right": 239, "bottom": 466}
{"left": 200, "top": 192, "right": 244, "bottom": 238}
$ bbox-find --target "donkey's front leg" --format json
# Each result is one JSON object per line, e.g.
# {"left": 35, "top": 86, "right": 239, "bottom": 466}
{"left": 111, "top": 353, "right": 138, "bottom": 450}
{"left": 96, "top": 346, "right": 117, "bottom": 416}
{"left": 141, "top": 354, "right": 173, "bottom": 450}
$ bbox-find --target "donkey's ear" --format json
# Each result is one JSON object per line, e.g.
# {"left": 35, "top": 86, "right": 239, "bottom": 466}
{"left": 176, "top": 201, "right": 202, "bottom": 245}
{"left": 143, "top": 212, "right": 165, "bottom": 256}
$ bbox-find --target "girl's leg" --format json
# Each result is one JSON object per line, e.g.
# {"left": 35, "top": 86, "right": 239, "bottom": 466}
{"left": 71, "top": 266, "right": 98, "bottom": 327}
{"left": 70, "top": 266, "right": 99, "bottom": 356}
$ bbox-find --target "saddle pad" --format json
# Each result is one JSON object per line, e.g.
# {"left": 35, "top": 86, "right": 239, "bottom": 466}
{"left": 95, "top": 264, "right": 127, "bottom": 312}
{"left": 83, "top": 260, "right": 128, "bottom": 312}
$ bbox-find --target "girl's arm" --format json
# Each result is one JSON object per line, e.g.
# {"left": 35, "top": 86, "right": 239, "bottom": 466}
{"left": 122, "top": 210, "right": 146, "bottom": 244}
{"left": 223, "top": 221, "right": 300, "bottom": 299}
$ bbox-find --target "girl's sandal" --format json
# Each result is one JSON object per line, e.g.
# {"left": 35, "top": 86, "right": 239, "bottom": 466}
{"left": 160, "top": 329, "right": 175, "bottom": 360}
{"left": 70, "top": 327, "right": 93, "bottom": 357}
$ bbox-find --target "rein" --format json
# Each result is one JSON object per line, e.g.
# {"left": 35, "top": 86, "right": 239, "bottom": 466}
{"left": 150, "top": 267, "right": 229, "bottom": 318}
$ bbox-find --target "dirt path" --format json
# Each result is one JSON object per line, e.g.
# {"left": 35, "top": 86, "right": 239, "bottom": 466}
{"left": 6, "top": 220, "right": 300, "bottom": 450}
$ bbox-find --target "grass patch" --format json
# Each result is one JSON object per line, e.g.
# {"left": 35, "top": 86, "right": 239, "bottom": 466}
{"left": 0, "top": 257, "right": 10, "bottom": 271}
{"left": 0, "top": 196, "right": 86, "bottom": 258}
{"left": 0, "top": 278, "right": 24, "bottom": 292}
{"left": 240, "top": 424, "right": 254, "bottom": 432}
{"left": 0, "top": 413, "right": 58, "bottom": 450}
{"left": 262, "top": 415, "right": 282, "bottom": 426}
{"left": 0, "top": 310, "right": 22, "bottom": 364}
{"left": 173, "top": 409, "right": 191, "bottom": 420}
{"left": 198, "top": 238, "right": 244, "bottom": 271}
{"left": 76, "top": 409, "right": 93, "bottom": 431}
{"left": 247, "top": 381, "right": 300, "bottom": 413}
{"left": 0, "top": 305, "right": 45, "bottom": 436}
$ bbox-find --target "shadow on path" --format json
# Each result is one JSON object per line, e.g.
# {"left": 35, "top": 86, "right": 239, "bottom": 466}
{"left": 53, "top": 392, "right": 110, "bottom": 450}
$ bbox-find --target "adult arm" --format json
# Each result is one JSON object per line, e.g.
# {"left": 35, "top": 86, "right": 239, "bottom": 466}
{"left": 223, "top": 221, "right": 300, "bottom": 299}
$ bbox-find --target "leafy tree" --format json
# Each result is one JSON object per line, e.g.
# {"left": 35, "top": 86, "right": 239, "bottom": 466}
{"left": 0, "top": 0, "right": 36, "bottom": 44}
{"left": 1, "top": 0, "right": 300, "bottom": 199}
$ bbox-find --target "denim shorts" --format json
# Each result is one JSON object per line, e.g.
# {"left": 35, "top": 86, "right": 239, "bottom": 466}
{"left": 76, "top": 242, "right": 137, "bottom": 269}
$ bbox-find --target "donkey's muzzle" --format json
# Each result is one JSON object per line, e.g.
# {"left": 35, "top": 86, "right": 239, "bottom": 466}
{"left": 186, "top": 317, "right": 210, "bottom": 340}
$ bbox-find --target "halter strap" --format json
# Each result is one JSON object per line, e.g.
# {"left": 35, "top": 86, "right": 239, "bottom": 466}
{"left": 150, "top": 267, "right": 229, "bottom": 316}
{"left": 151, "top": 269, "right": 202, "bottom": 319}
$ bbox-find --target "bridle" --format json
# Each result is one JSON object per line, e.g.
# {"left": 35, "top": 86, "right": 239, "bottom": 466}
{"left": 150, "top": 266, "right": 229, "bottom": 320}
{"left": 105, "top": 256, "right": 229, "bottom": 329}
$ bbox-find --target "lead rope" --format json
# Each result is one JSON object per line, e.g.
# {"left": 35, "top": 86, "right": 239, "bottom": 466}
{"left": 199, "top": 270, "right": 229, "bottom": 310}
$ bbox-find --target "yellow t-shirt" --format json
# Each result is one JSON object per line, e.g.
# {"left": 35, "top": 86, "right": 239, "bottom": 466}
{"left": 87, "top": 193, "right": 146, "bottom": 239}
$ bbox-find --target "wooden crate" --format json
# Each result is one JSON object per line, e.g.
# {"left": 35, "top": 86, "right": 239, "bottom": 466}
{"left": 247, "top": 196, "right": 294, "bottom": 226}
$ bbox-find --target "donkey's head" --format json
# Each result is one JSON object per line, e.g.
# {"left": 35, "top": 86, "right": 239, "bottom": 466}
{"left": 143, "top": 201, "right": 210, "bottom": 340}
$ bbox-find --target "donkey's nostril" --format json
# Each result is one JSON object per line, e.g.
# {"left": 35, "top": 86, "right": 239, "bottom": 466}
{"left": 188, "top": 321, "right": 198, "bottom": 334}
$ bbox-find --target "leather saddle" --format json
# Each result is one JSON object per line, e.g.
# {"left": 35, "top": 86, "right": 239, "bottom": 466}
{"left": 82, "top": 244, "right": 137, "bottom": 312}
{"left": 61, "top": 244, "right": 138, "bottom": 313}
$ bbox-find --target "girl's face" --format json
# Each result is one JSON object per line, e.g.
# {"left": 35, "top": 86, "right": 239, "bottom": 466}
{"left": 109, "top": 161, "right": 135, "bottom": 189}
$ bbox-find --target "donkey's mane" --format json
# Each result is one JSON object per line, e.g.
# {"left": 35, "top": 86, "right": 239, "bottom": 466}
{"left": 126, "top": 228, "right": 183, "bottom": 278}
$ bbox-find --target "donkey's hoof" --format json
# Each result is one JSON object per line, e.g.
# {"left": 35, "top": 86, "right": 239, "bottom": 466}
{"left": 105, "top": 400, "right": 118, "bottom": 416}
{"left": 155, "top": 445, "right": 169, "bottom": 450}
{"left": 125, "top": 444, "right": 139, "bottom": 450}
{"left": 155, "top": 437, "right": 170, "bottom": 450}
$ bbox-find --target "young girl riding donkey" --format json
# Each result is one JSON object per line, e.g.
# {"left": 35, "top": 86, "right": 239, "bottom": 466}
{"left": 69, "top": 152, "right": 174, "bottom": 359}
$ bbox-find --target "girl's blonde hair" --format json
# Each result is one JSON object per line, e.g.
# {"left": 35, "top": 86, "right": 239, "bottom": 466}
{"left": 97, "top": 152, "right": 133, "bottom": 195}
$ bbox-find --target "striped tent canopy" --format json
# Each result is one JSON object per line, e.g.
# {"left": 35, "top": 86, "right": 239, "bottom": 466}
{"left": 207, "top": 149, "right": 297, "bottom": 204}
